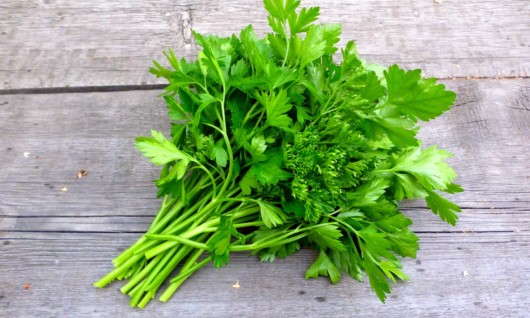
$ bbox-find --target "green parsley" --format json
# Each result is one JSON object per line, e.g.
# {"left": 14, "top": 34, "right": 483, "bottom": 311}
{"left": 94, "top": 0, "right": 462, "bottom": 307}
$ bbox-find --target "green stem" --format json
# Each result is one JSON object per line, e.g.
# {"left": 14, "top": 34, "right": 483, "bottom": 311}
{"left": 159, "top": 272, "right": 193, "bottom": 303}
{"left": 145, "top": 233, "right": 209, "bottom": 294}
{"left": 169, "top": 256, "right": 212, "bottom": 284}
{"left": 129, "top": 279, "right": 149, "bottom": 307}
{"left": 127, "top": 278, "right": 144, "bottom": 296}
{"left": 94, "top": 253, "right": 144, "bottom": 288}
{"left": 143, "top": 230, "right": 308, "bottom": 253}
{"left": 230, "top": 232, "right": 307, "bottom": 252}
{"left": 112, "top": 200, "right": 182, "bottom": 267}
{"left": 232, "top": 223, "right": 333, "bottom": 252}
{"left": 160, "top": 248, "right": 208, "bottom": 302}
{"left": 313, "top": 85, "right": 341, "bottom": 124}
{"left": 241, "top": 101, "right": 261, "bottom": 126}
{"left": 233, "top": 221, "right": 264, "bottom": 228}
{"left": 140, "top": 247, "right": 178, "bottom": 291}
{"left": 191, "top": 161, "right": 219, "bottom": 199}
{"left": 163, "top": 187, "right": 240, "bottom": 237}
{"left": 120, "top": 253, "right": 164, "bottom": 294}
{"left": 148, "top": 200, "right": 184, "bottom": 234}
{"left": 162, "top": 189, "right": 214, "bottom": 235}
{"left": 111, "top": 173, "right": 210, "bottom": 266}
{"left": 144, "top": 205, "right": 260, "bottom": 258}
{"left": 145, "top": 234, "right": 208, "bottom": 250}
{"left": 116, "top": 180, "right": 214, "bottom": 265}
{"left": 215, "top": 112, "right": 234, "bottom": 200}
{"left": 111, "top": 198, "right": 178, "bottom": 266}
{"left": 137, "top": 290, "right": 156, "bottom": 309}
{"left": 149, "top": 195, "right": 170, "bottom": 230}
{"left": 328, "top": 215, "right": 360, "bottom": 235}
{"left": 130, "top": 258, "right": 146, "bottom": 278}
{"left": 144, "top": 246, "right": 191, "bottom": 292}
{"left": 282, "top": 34, "right": 291, "bottom": 68}
{"left": 143, "top": 213, "right": 215, "bottom": 259}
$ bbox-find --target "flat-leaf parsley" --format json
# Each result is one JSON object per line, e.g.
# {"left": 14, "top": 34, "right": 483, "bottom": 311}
{"left": 95, "top": 0, "right": 462, "bottom": 307}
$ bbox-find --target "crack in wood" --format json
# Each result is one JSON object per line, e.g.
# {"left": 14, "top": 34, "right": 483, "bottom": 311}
{"left": 0, "top": 77, "right": 527, "bottom": 96}
{"left": 2, "top": 230, "right": 146, "bottom": 234}
{"left": 1, "top": 229, "right": 526, "bottom": 235}
{"left": 0, "top": 84, "right": 166, "bottom": 95}
{"left": 180, "top": 6, "right": 193, "bottom": 45}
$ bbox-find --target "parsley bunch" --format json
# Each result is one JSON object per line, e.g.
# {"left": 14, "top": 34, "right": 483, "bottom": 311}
{"left": 94, "top": 0, "right": 462, "bottom": 307}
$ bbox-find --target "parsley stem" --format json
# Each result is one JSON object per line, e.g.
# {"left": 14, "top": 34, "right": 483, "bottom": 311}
{"left": 169, "top": 256, "right": 212, "bottom": 284}
{"left": 94, "top": 253, "right": 144, "bottom": 288}
{"left": 241, "top": 101, "right": 261, "bottom": 126}
{"left": 313, "top": 85, "right": 341, "bottom": 124}
{"left": 129, "top": 278, "right": 148, "bottom": 307}
{"left": 282, "top": 35, "right": 291, "bottom": 68}
{"left": 162, "top": 190, "right": 215, "bottom": 235}
{"left": 148, "top": 200, "right": 185, "bottom": 234}
{"left": 199, "top": 220, "right": 264, "bottom": 233}
{"left": 328, "top": 215, "right": 359, "bottom": 235}
{"left": 160, "top": 244, "right": 208, "bottom": 302}
{"left": 231, "top": 223, "right": 332, "bottom": 252}
{"left": 193, "top": 162, "right": 219, "bottom": 198}
{"left": 113, "top": 174, "right": 211, "bottom": 266}
{"left": 159, "top": 272, "right": 192, "bottom": 303}
{"left": 137, "top": 290, "right": 155, "bottom": 309}
{"left": 127, "top": 277, "right": 144, "bottom": 297}
{"left": 145, "top": 234, "right": 208, "bottom": 250}
{"left": 112, "top": 200, "right": 184, "bottom": 266}
{"left": 149, "top": 195, "right": 171, "bottom": 230}
{"left": 215, "top": 98, "right": 235, "bottom": 201}
{"left": 145, "top": 235, "right": 207, "bottom": 292}
{"left": 233, "top": 220, "right": 264, "bottom": 228}
{"left": 230, "top": 232, "right": 309, "bottom": 252}
{"left": 141, "top": 247, "right": 179, "bottom": 291}
{"left": 144, "top": 205, "right": 260, "bottom": 258}
{"left": 120, "top": 253, "right": 165, "bottom": 294}
{"left": 147, "top": 219, "right": 265, "bottom": 251}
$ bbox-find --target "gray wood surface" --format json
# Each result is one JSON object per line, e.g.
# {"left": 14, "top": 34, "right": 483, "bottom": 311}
{"left": 1, "top": 232, "right": 528, "bottom": 317}
{"left": 1, "top": 0, "right": 529, "bottom": 90}
{"left": 1, "top": 0, "right": 530, "bottom": 317}
{"left": 1, "top": 80, "right": 529, "bottom": 316}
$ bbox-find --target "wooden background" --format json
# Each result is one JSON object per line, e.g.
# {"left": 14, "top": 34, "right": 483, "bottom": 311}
{"left": 1, "top": 0, "right": 529, "bottom": 317}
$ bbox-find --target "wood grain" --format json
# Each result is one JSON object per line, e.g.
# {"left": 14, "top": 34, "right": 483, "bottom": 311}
{"left": 1, "top": 0, "right": 529, "bottom": 90}
{"left": 2, "top": 206, "right": 529, "bottom": 234}
{"left": 1, "top": 1, "right": 529, "bottom": 316}
{"left": 0, "top": 231, "right": 528, "bottom": 317}
{"left": 1, "top": 80, "right": 528, "bottom": 222}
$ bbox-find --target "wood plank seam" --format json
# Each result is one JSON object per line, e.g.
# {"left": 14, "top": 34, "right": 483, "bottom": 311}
{"left": 0, "top": 84, "right": 166, "bottom": 95}
{"left": 1, "top": 229, "right": 522, "bottom": 234}
{"left": 1, "top": 76, "right": 528, "bottom": 96}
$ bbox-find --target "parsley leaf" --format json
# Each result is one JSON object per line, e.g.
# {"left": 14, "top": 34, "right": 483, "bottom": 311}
{"left": 135, "top": 130, "right": 189, "bottom": 165}
{"left": 426, "top": 190, "right": 461, "bottom": 226}
{"left": 257, "top": 200, "right": 288, "bottom": 228}
{"left": 305, "top": 250, "right": 341, "bottom": 284}
{"left": 307, "top": 224, "right": 346, "bottom": 251}
{"left": 250, "top": 149, "right": 292, "bottom": 184}
{"left": 384, "top": 65, "right": 457, "bottom": 122}
{"left": 256, "top": 89, "right": 293, "bottom": 128}
{"left": 389, "top": 146, "right": 457, "bottom": 192}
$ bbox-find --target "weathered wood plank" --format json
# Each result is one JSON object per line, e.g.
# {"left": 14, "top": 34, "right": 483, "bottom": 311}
{"left": 0, "top": 231, "right": 528, "bottom": 317}
{"left": 2, "top": 206, "right": 528, "bottom": 234}
{"left": 1, "top": 0, "right": 528, "bottom": 89}
{"left": 1, "top": 80, "right": 528, "bottom": 226}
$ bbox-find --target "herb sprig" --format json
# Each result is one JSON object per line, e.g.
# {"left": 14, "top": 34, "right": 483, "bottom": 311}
{"left": 95, "top": 0, "right": 462, "bottom": 307}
